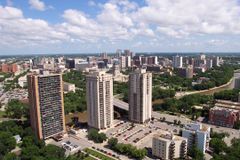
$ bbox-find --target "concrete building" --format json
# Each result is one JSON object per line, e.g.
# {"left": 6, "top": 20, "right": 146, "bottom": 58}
{"left": 111, "top": 63, "right": 128, "bottom": 82}
{"left": 0, "top": 63, "right": 19, "bottom": 73}
{"left": 186, "top": 65, "right": 194, "bottom": 78}
{"left": 206, "top": 59, "right": 213, "bottom": 69}
{"left": 152, "top": 133, "right": 187, "bottom": 160}
{"left": 213, "top": 56, "right": 220, "bottom": 67}
{"left": 116, "top": 49, "right": 122, "bottom": 58}
{"left": 86, "top": 71, "right": 113, "bottom": 129}
{"left": 182, "top": 123, "right": 210, "bottom": 153}
{"left": 27, "top": 73, "right": 66, "bottom": 140}
{"left": 173, "top": 55, "right": 183, "bottom": 68}
{"left": 18, "top": 75, "right": 27, "bottom": 88}
{"left": 65, "top": 59, "right": 75, "bottom": 69}
{"left": 129, "top": 69, "right": 152, "bottom": 123}
{"left": 148, "top": 56, "right": 158, "bottom": 65}
{"left": 234, "top": 77, "right": 240, "bottom": 89}
{"left": 126, "top": 56, "right": 131, "bottom": 67}
{"left": 119, "top": 56, "right": 126, "bottom": 70}
{"left": 209, "top": 107, "right": 239, "bottom": 128}
{"left": 63, "top": 82, "right": 76, "bottom": 93}
{"left": 209, "top": 100, "right": 240, "bottom": 128}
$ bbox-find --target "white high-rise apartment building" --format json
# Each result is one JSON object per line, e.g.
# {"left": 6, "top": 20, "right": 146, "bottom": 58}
{"left": 182, "top": 123, "right": 211, "bottom": 153}
{"left": 152, "top": 133, "right": 187, "bottom": 160}
{"left": 129, "top": 69, "right": 152, "bottom": 123}
{"left": 86, "top": 71, "right": 113, "bottom": 130}
{"left": 173, "top": 55, "right": 183, "bottom": 68}
{"left": 119, "top": 56, "right": 126, "bottom": 70}
{"left": 126, "top": 56, "right": 131, "bottom": 67}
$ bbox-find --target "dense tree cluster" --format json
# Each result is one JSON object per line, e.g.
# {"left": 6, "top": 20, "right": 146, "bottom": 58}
{"left": 107, "top": 138, "right": 147, "bottom": 160}
{"left": 5, "top": 99, "right": 28, "bottom": 119}
{"left": 63, "top": 70, "right": 87, "bottom": 114}
{"left": 188, "top": 145, "right": 205, "bottom": 160}
{"left": 153, "top": 65, "right": 237, "bottom": 91}
{"left": 211, "top": 138, "right": 240, "bottom": 160}
{"left": 152, "top": 88, "right": 175, "bottom": 100}
{"left": 0, "top": 72, "right": 12, "bottom": 82}
{"left": 64, "top": 90, "right": 86, "bottom": 114}
{"left": 153, "top": 74, "right": 192, "bottom": 91}
{"left": 62, "top": 70, "right": 85, "bottom": 89}
{"left": 153, "top": 94, "right": 212, "bottom": 116}
{"left": 193, "top": 65, "right": 234, "bottom": 90}
{"left": 87, "top": 129, "right": 107, "bottom": 143}
{"left": 214, "top": 89, "right": 240, "bottom": 102}
{"left": 153, "top": 94, "right": 213, "bottom": 119}
{"left": 0, "top": 119, "right": 93, "bottom": 160}
{"left": 113, "top": 81, "right": 128, "bottom": 102}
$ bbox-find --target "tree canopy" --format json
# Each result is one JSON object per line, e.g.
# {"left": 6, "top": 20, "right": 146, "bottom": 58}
{"left": 87, "top": 129, "right": 107, "bottom": 143}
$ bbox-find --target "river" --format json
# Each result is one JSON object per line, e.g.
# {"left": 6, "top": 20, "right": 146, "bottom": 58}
{"left": 175, "top": 72, "right": 240, "bottom": 98}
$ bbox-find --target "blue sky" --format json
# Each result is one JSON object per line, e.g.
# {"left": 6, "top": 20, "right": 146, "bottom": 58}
{"left": 0, "top": 0, "right": 240, "bottom": 55}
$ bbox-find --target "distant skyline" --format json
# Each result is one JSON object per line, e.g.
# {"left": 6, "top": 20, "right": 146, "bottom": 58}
{"left": 1, "top": 0, "right": 240, "bottom": 55}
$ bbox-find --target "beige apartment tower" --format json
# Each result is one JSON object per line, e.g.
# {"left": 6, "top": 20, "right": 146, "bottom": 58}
{"left": 86, "top": 71, "right": 113, "bottom": 130}
{"left": 152, "top": 133, "right": 187, "bottom": 160}
{"left": 27, "top": 73, "right": 66, "bottom": 140}
{"left": 129, "top": 69, "right": 152, "bottom": 123}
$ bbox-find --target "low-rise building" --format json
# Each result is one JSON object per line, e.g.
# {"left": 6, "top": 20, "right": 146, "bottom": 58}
{"left": 209, "top": 106, "right": 239, "bottom": 128}
{"left": 63, "top": 82, "right": 76, "bottom": 93}
{"left": 18, "top": 75, "right": 27, "bottom": 88}
{"left": 209, "top": 100, "right": 240, "bottom": 128}
{"left": 182, "top": 123, "right": 210, "bottom": 153}
{"left": 152, "top": 133, "right": 187, "bottom": 160}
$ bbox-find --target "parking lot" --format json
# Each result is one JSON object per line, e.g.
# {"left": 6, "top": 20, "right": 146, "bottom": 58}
{"left": 105, "top": 119, "right": 181, "bottom": 148}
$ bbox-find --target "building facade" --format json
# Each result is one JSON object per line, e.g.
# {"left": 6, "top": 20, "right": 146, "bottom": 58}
{"left": 129, "top": 69, "right": 152, "bottom": 123}
{"left": 86, "top": 71, "right": 113, "bottom": 129}
{"left": 27, "top": 73, "right": 66, "bottom": 140}
{"left": 209, "top": 100, "right": 240, "bottom": 128}
{"left": 173, "top": 55, "right": 183, "bottom": 68}
{"left": 182, "top": 123, "right": 210, "bottom": 153}
{"left": 209, "top": 107, "right": 239, "bottom": 128}
{"left": 152, "top": 133, "right": 187, "bottom": 160}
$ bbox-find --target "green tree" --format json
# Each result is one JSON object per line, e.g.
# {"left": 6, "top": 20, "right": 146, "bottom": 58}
{"left": 42, "top": 144, "right": 65, "bottom": 159}
{"left": 210, "top": 138, "right": 227, "bottom": 154}
{"left": 234, "top": 120, "right": 240, "bottom": 129}
{"left": 87, "top": 129, "right": 107, "bottom": 143}
{"left": 21, "top": 145, "right": 40, "bottom": 160}
{"left": 108, "top": 138, "right": 118, "bottom": 148}
{"left": 189, "top": 145, "right": 204, "bottom": 160}
{"left": 0, "top": 132, "right": 16, "bottom": 157}
{"left": 5, "top": 99, "right": 28, "bottom": 119}
{"left": 3, "top": 153, "right": 19, "bottom": 160}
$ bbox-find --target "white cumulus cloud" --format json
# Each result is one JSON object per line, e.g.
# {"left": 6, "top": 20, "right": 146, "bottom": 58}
{"left": 29, "top": 0, "right": 46, "bottom": 11}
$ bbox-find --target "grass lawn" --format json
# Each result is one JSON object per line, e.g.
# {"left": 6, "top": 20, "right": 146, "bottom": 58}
{"left": 84, "top": 156, "right": 96, "bottom": 160}
{"left": 84, "top": 156, "right": 97, "bottom": 160}
{"left": 84, "top": 148, "right": 116, "bottom": 160}
{"left": 0, "top": 111, "right": 6, "bottom": 118}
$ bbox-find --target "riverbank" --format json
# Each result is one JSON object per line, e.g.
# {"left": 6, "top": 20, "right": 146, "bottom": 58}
{"left": 175, "top": 77, "right": 234, "bottom": 99}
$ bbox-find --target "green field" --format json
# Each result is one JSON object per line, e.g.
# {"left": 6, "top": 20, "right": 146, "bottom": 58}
{"left": 84, "top": 148, "right": 116, "bottom": 160}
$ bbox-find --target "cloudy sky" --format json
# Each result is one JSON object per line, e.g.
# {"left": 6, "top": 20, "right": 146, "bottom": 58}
{"left": 1, "top": 0, "right": 240, "bottom": 55}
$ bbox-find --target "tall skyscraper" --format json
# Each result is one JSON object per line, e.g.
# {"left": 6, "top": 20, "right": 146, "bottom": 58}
{"left": 27, "top": 73, "right": 66, "bottom": 140}
{"left": 129, "top": 69, "right": 152, "bottom": 123}
{"left": 86, "top": 71, "right": 113, "bottom": 129}
{"left": 173, "top": 55, "right": 183, "bottom": 68}
{"left": 119, "top": 56, "right": 126, "bottom": 70}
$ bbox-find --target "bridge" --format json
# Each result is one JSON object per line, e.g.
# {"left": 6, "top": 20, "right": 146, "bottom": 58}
{"left": 113, "top": 98, "right": 129, "bottom": 111}
{"left": 113, "top": 98, "right": 159, "bottom": 118}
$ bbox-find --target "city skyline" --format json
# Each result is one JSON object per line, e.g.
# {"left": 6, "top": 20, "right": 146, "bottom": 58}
{"left": 1, "top": 0, "right": 240, "bottom": 55}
